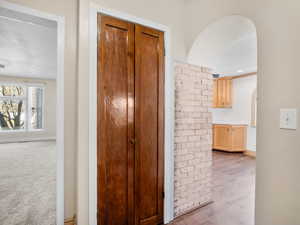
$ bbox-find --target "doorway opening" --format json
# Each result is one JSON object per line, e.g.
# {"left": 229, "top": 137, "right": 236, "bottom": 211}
{"left": 0, "top": 2, "right": 64, "bottom": 225}
{"left": 89, "top": 6, "right": 174, "bottom": 225}
{"left": 186, "top": 15, "right": 257, "bottom": 225}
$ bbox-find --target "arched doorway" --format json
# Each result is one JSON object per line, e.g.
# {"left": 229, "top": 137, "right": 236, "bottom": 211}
{"left": 186, "top": 15, "right": 257, "bottom": 225}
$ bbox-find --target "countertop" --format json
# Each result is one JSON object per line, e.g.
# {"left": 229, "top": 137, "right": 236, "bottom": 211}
{"left": 213, "top": 122, "right": 249, "bottom": 126}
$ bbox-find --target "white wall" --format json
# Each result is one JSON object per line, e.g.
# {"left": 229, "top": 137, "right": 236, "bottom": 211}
{"left": 0, "top": 75, "right": 56, "bottom": 142}
{"left": 212, "top": 75, "right": 257, "bottom": 151}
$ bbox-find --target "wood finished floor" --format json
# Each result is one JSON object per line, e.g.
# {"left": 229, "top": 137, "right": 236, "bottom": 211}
{"left": 171, "top": 151, "right": 256, "bottom": 225}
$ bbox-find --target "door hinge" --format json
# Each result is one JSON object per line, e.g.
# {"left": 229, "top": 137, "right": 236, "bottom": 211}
{"left": 162, "top": 191, "right": 165, "bottom": 199}
{"left": 163, "top": 47, "right": 166, "bottom": 56}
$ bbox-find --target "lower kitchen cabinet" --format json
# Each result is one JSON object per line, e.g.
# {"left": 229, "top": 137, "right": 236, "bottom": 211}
{"left": 213, "top": 124, "right": 247, "bottom": 152}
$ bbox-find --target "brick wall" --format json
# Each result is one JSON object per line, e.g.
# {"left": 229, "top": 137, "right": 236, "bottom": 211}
{"left": 174, "top": 62, "right": 213, "bottom": 216}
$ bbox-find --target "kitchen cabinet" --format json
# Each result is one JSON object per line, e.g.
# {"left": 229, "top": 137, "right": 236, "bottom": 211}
{"left": 213, "top": 78, "right": 232, "bottom": 108}
{"left": 213, "top": 124, "right": 247, "bottom": 152}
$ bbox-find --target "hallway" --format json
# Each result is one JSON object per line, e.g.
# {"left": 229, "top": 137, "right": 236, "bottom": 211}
{"left": 172, "top": 151, "right": 256, "bottom": 225}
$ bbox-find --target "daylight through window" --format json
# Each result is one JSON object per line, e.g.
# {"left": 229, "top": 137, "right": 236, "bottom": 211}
{"left": 0, "top": 84, "right": 44, "bottom": 132}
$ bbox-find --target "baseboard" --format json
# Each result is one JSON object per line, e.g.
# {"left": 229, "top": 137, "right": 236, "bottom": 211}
{"left": 244, "top": 150, "right": 256, "bottom": 158}
{"left": 0, "top": 137, "right": 56, "bottom": 144}
{"left": 64, "top": 215, "right": 76, "bottom": 225}
{"left": 172, "top": 201, "right": 213, "bottom": 222}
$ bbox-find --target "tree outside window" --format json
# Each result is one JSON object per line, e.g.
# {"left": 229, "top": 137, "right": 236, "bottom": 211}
{"left": 0, "top": 84, "right": 44, "bottom": 132}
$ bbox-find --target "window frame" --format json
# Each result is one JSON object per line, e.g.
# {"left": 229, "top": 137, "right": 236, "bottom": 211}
{"left": 251, "top": 88, "right": 257, "bottom": 127}
{"left": 0, "top": 82, "right": 45, "bottom": 133}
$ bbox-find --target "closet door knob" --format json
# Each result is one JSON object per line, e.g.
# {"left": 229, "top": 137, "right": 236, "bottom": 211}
{"left": 130, "top": 138, "right": 137, "bottom": 145}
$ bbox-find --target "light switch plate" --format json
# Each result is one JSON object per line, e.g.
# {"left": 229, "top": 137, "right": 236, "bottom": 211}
{"left": 280, "top": 108, "right": 297, "bottom": 130}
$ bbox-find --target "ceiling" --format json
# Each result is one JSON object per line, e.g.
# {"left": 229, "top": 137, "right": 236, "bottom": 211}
{"left": 188, "top": 15, "right": 257, "bottom": 76}
{"left": 0, "top": 7, "right": 57, "bottom": 79}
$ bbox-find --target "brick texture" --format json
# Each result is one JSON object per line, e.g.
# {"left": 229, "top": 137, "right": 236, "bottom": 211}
{"left": 174, "top": 62, "right": 213, "bottom": 216}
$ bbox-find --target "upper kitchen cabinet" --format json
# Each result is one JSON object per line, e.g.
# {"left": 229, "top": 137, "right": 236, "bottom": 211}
{"left": 213, "top": 78, "right": 232, "bottom": 108}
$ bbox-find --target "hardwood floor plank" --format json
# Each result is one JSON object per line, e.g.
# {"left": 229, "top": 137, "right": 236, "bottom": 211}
{"left": 171, "top": 151, "right": 255, "bottom": 225}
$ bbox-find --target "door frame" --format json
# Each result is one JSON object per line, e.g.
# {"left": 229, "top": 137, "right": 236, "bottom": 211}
{"left": 0, "top": 1, "right": 65, "bottom": 225}
{"left": 89, "top": 4, "right": 174, "bottom": 225}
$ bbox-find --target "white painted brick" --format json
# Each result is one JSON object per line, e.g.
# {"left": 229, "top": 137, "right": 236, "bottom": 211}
{"left": 174, "top": 62, "right": 213, "bottom": 217}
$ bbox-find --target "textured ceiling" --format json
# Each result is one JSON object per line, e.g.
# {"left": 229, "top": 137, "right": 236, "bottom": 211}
{"left": 188, "top": 15, "right": 257, "bottom": 76}
{"left": 0, "top": 7, "right": 57, "bottom": 79}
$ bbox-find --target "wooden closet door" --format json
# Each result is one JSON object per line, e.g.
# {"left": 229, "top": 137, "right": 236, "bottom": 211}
{"left": 97, "top": 15, "right": 135, "bottom": 225}
{"left": 135, "top": 25, "right": 165, "bottom": 225}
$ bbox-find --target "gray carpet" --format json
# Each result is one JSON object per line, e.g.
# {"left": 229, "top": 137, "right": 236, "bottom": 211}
{"left": 0, "top": 141, "right": 56, "bottom": 225}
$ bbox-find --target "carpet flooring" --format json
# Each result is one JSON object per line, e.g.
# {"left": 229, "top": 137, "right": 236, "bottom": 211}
{"left": 0, "top": 141, "right": 56, "bottom": 225}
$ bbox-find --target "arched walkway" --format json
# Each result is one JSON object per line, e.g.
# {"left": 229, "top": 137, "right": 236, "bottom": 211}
{"left": 188, "top": 15, "right": 257, "bottom": 76}
{"left": 172, "top": 15, "right": 257, "bottom": 225}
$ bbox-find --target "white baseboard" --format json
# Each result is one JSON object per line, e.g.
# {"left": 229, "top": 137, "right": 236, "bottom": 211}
{"left": 244, "top": 150, "right": 256, "bottom": 158}
{"left": 0, "top": 137, "right": 56, "bottom": 144}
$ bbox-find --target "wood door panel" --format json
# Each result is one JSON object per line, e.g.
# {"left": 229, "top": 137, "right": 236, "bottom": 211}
{"left": 97, "top": 14, "right": 135, "bottom": 225}
{"left": 213, "top": 78, "right": 232, "bottom": 108}
{"left": 217, "top": 80, "right": 222, "bottom": 107}
{"left": 213, "top": 125, "right": 231, "bottom": 150}
{"left": 213, "top": 125, "right": 247, "bottom": 152}
{"left": 225, "top": 79, "right": 232, "bottom": 107}
{"left": 135, "top": 25, "right": 164, "bottom": 225}
{"left": 213, "top": 80, "right": 218, "bottom": 107}
{"left": 232, "top": 126, "right": 247, "bottom": 151}
{"left": 97, "top": 15, "right": 164, "bottom": 225}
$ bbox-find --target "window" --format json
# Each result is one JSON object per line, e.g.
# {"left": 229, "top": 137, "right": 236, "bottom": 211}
{"left": 251, "top": 89, "right": 257, "bottom": 127}
{"left": 0, "top": 83, "right": 44, "bottom": 132}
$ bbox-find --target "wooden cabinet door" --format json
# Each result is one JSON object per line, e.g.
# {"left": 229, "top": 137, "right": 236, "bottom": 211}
{"left": 217, "top": 79, "right": 224, "bottom": 107}
{"left": 213, "top": 80, "right": 218, "bottom": 107}
{"left": 231, "top": 126, "right": 247, "bottom": 151}
{"left": 213, "top": 125, "right": 232, "bottom": 150}
{"left": 213, "top": 125, "right": 224, "bottom": 149}
{"left": 213, "top": 125, "right": 247, "bottom": 152}
{"left": 223, "top": 126, "right": 232, "bottom": 149}
{"left": 224, "top": 79, "right": 232, "bottom": 107}
{"left": 97, "top": 15, "right": 135, "bottom": 225}
{"left": 213, "top": 78, "right": 232, "bottom": 108}
{"left": 135, "top": 24, "right": 164, "bottom": 225}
